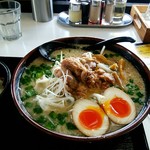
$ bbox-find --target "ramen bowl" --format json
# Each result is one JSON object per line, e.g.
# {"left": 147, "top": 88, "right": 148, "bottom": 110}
{"left": 11, "top": 37, "right": 150, "bottom": 142}
{"left": 0, "top": 61, "right": 11, "bottom": 98}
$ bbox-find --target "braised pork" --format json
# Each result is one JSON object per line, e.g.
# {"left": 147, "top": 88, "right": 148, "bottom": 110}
{"left": 54, "top": 54, "right": 117, "bottom": 99}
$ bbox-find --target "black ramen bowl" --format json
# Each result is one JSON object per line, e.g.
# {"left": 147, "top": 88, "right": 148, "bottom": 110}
{"left": 11, "top": 37, "right": 150, "bottom": 142}
{"left": 0, "top": 61, "right": 11, "bottom": 98}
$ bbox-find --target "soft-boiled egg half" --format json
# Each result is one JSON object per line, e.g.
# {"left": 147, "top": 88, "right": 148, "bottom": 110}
{"left": 72, "top": 99, "right": 109, "bottom": 137}
{"left": 102, "top": 87, "right": 136, "bottom": 125}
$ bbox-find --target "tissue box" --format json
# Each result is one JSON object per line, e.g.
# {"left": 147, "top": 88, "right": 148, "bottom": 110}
{"left": 130, "top": 5, "right": 150, "bottom": 43}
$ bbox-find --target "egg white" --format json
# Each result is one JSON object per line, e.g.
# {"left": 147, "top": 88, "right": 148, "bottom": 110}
{"left": 102, "top": 87, "right": 136, "bottom": 125}
{"left": 72, "top": 99, "right": 109, "bottom": 137}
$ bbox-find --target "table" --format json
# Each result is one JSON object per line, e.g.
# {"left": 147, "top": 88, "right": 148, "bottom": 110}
{"left": 0, "top": 13, "right": 142, "bottom": 57}
{"left": 0, "top": 13, "right": 149, "bottom": 149}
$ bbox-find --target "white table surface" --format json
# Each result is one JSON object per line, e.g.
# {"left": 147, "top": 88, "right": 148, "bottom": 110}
{"left": 0, "top": 13, "right": 149, "bottom": 148}
{"left": 0, "top": 13, "right": 143, "bottom": 57}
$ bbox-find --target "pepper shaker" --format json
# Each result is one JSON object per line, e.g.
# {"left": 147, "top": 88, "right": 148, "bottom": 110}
{"left": 104, "top": 0, "right": 114, "bottom": 23}
{"left": 89, "top": 0, "right": 101, "bottom": 24}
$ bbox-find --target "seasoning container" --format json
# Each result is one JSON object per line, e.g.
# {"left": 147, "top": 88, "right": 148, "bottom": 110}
{"left": 31, "top": 0, "right": 53, "bottom": 22}
{"left": 104, "top": 0, "right": 114, "bottom": 23}
{"left": 99, "top": 0, "right": 105, "bottom": 25}
{"left": 89, "top": 0, "right": 101, "bottom": 24}
{"left": 69, "top": 0, "right": 82, "bottom": 24}
{"left": 81, "top": 1, "right": 90, "bottom": 24}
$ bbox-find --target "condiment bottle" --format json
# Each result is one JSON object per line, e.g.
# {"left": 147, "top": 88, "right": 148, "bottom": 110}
{"left": 69, "top": 0, "right": 82, "bottom": 24}
{"left": 104, "top": 0, "right": 114, "bottom": 23}
{"left": 99, "top": 0, "right": 105, "bottom": 25}
{"left": 81, "top": 1, "right": 90, "bottom": 24}
{"left": 89, "top": 0, "right": 101, "bottom": 24}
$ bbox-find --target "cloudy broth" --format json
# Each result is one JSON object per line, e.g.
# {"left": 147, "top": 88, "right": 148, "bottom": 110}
{"left": 19, "top": 47, "right": 146, "bottom": 136}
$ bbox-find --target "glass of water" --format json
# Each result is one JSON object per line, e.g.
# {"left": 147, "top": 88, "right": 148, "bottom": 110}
{"left": 112, "top": 0, "right": 127, "bottom": 24}
{"left": 0, "top": 1, "right": 22, "bottom": 41}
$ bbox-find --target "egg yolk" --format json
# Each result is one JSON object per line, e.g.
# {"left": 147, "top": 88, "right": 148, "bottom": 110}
{"left": 79, "top": 108, "right": 103, "bottom": 130}
{"left": 110, "top": 97, "right": 131, "bottom": 118}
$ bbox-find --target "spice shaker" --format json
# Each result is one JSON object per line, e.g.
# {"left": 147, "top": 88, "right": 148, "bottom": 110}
{"left": 89, "top": 0, "right": 101, "bottom": 24}
{"left": 69, "top": 0, "right": 82, "bottom": 24}
{"left": 104, "top": 0, "right": 114, "bottom": 23}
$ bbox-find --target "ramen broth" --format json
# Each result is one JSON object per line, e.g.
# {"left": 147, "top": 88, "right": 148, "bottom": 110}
{"left": 20, "top": 46, "right": 146, "bottom": 136}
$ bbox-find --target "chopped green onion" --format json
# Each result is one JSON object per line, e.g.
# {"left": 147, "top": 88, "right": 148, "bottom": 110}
{"left": 24, "top": 102, "right": 33, "bottom": 108}
{"left": 66, "top": 122, "right": 77, "bottom": 130}
{"left": 44, "top": 122, "right": 56, "bottom": 130}
{"left": 126, "top": 79, "right": 144, "bottom": 105}
{"left": 33, "top": 105, "right": 43, "bottom": 114}
{"left": 36, "top": 116, "right": 47, "bottom": 124}
{"left": 49, "top": 111, "right": 57, "bottom": 119}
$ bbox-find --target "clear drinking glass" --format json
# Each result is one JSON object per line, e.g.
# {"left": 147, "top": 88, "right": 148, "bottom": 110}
{"left": 0, "top": 1, "right": 22, "bottom": 41}
{"left": 112, "top": 0, "right": 127, "bottom": 24}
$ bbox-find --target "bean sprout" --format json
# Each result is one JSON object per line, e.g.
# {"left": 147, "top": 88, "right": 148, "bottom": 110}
{"left": 34, "top": 57, "right": 75, "bottom": 112}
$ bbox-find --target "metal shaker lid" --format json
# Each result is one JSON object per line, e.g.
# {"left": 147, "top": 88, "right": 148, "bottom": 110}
{"left": 106, "top": 0, "right": 114, "bottom": 4}
{"left": 69, "top": 0, "right": 81, "bottom": 11}
{"left": 91, "top": 0, "right": 101, "bottom": 6}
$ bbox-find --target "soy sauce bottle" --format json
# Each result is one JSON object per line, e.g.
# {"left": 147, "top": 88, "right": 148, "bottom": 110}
{"left": 81, "top": 0, "right": 90, "bottom": 24}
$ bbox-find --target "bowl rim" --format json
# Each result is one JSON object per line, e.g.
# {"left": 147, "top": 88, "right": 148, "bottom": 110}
{"left": 0, "top": 61, "right": 11, "bottom": 97}
{"left": 11, "top": 36, "right": 150, "bottom": 141}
